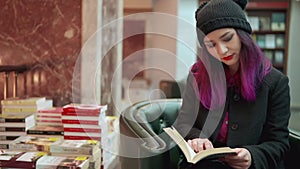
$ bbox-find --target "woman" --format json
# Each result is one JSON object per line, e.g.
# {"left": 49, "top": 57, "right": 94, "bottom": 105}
{"left": 174, "top": 0, "right": 291, "bottom": 168}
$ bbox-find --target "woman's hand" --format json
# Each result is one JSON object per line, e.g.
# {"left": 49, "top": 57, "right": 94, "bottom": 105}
{"left": 187, "top": 138, "right": 214, "bottom": 153}
{"left": 220, "top": 148, "right": 252, "bottom": 169}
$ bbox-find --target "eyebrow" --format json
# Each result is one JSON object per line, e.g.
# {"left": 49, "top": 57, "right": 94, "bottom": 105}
{"left": 204, "top": 31, "right": 231, "bottom": 43}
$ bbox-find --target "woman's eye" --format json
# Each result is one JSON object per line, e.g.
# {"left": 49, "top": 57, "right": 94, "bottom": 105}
{"left": 205, "top": 43, "right": 215, "bottom": 48}
{"left": 223, "top": 34, "right": 233, "bottom": 42}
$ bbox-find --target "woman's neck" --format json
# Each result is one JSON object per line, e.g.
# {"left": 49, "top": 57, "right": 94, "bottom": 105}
{"left": 229, "top": 62, "right": 239, "bottom": 75}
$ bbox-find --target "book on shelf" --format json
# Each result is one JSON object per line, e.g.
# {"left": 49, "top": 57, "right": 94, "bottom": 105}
{"left": 0, "top": 131, "right": 27, "bottom": 136}
{"left": 1, "top": 99, "right": 53, "bottom": 109}
{"left": 63, "top": 135, "right": 101, "bottom": 141}
{"left": 1, "top": 97, "right": 46, "bottom": 106}
{"left": 265, "top": 34, "right": 276, "bottom": 49}
{"left": 0, "top": 121, "right": 35, "bottom": 128}
{"left": 27, "top": 125, "right": 64, "bottom": 136}
{"left": 37, "top": 107, "right": 63, "bottom": 117}
{"left": 0, "top": 150, "right": 47, "bottom": 169}
{"left": 2, "top": 107, "right": 41, "bottom": 113}
{"left": 64, "top": 131, "right": 100, "bottom": 139}
{"left": 247, "top": 16, "right": 259, "bottom": 31}
{"left": 9, "top": 135, "right": 63, "bottom": 152}
{"left": 274, "top": 51, "right": 284, "bottom": 64}
{"left": 0, "top": 113, "right": 35, "bottom": 129}
{"left": 0, "top": 113, "right": 35, "bottom": 123}
{"left": 38, "top": 107, "right": 63, "bottom": 113}
{"left": 271, "top": 12, "right": 285, "bottom": 31}
{"left": 36, "top": 117, "right": 62, "bottom": 127}
{"left": 37, "top": 114, "right": 62, "bottom": 119}
{"left": 256, "top": 35, "right": 266, "bottom": 48}
{"left": 62, "top": 104, "right": 107, "bottom": 115}
{"left": 36, "top": 121, "right": 63, "bottom": 126}
{"left": 1, "top": 99, "right": 53, "bottom": 115}
{"left": 0, "top": 135, "right": 20, "bottom": 141}
{"left": 62, "top": 119, "right": 100, "bottom": 125}
{"left": 275, "top": 34, "right": 285, "bottom": 48}
{"left": 0, "top": 126, "right": 27, "bottom": 132}
{"left": 63, "top": 126, "right": 101, "bottom": 133}
{"left": 51, "top": 148, "right": 102, "bottom": 169}
{"left": 264, "top": 50, "right": 273, "bottom": 61}
{"left": 37, "top": 116, "right": 62, "bottom": 121}
{"left": 0, "top": 140, "right": 13, "bottom": 149}
{"left": 63, "top": 124, "right": 102, "bottom": 137}
{"left": 163, "top": 126, "right": 236, "bottom": 164}
{"left": 36, "top": 155, "right": 90, "bottom": 169}
{"left": 50, "top": 139, "right": 100, "bottom": 155}
{"left": 259, "top": 16, "right": 271, "bottom": 31}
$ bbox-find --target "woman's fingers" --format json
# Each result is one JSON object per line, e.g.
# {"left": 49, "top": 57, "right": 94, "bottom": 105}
{"left": 187, "top": 138, "right": 214, "bottom": 152}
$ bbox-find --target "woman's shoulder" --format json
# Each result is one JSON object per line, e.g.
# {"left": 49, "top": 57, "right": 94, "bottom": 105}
{"left": 262, "top": 67, "right": 289, "bottom": 89}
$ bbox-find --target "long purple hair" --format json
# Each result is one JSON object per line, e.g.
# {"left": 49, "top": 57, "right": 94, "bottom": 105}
{"left": 192, "top": 29, "right": 272, "bottom": 110}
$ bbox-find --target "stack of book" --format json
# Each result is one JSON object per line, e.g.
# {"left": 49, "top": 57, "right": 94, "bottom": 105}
{"left": 0, "top": 113, "right": 35, "bottom": 149}
{"left": 27, "top": 125, "right": 64, "bottom": 136}
{"left": 0, "top": 150, "right": 47, "bottom": 169}
{"left": 50, "top": 139, "right": 101, "bottom": 169}
{"left": 36, "top": 107, "right": 63, "bottom": 126}
{"left": 61, "top": 104, "right": 107, "bottom": 141}
{"left": 1, "top": 97, "right": 53, "bottom": 115}
{"left": 8, "top": 135, "right": 63, "bottom": 153}
{"left": 36, "top": 155, "right": 90, "bottom": 169}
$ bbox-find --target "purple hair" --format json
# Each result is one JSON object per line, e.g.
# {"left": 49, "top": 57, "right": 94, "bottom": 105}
{"left": 192, "top": 29, "right": 272, "bottom": 110}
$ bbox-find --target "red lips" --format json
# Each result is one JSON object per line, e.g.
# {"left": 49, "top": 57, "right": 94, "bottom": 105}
{"left": 222, "top": 54, "right": 234, "bottom": 61}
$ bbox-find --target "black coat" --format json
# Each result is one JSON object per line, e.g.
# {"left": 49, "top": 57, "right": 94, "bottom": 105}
{"left": 175, "top": 68, "right": 291, "bottom": 169}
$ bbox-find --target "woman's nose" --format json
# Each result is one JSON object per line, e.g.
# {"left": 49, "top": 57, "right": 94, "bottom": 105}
{"left": 217, "top": 44, "right": 228, "bottom": 55}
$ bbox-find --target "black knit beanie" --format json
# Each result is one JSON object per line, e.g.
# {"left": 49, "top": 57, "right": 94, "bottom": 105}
{"left": 195, "top": 0, "right": 252, "bottom": 35}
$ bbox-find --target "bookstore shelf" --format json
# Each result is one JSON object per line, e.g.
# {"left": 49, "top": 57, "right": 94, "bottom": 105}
{"left": 246, "top": 1, "right": 290, "bottom": 74}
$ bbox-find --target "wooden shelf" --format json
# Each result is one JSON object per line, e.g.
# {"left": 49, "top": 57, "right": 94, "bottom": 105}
{"left": 246, "top": 1, "right": 290, "bottom": 74}
{"left": 247, "top": 2, "right": 289, "bottom": 10}
{"left": 253, "top": 30, "right": 285, "bottom": 34}
{"left": 260, "top": 48, "right": 285, "bottom": 51}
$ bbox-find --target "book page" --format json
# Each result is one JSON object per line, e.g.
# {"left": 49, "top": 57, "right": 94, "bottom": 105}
{"left": 193, "top": 147, "right": 236, "bottom": 163}
{"left": 164, "top": 127, "right": 236, "bottom": 164}
{"left": 163, "top": 127, "right": 195, "bottom": 161}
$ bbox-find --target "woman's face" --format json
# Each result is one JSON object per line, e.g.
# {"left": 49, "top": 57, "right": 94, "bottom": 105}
{"left": 203, "top": 28, "right": 241, "bottom": 73}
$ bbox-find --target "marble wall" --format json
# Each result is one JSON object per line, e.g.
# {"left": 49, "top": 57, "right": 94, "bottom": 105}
{"left": 0, "top": 0, "right": 123, "bottom": 111}
{"left": 0, "top": 0, "right": 82, "bottom": 106}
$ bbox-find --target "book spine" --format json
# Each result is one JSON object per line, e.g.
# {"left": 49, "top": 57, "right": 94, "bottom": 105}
{"left": 37, "top": 115, "right": 61, "bottom": 118}
{"left": 0, "top": 132, "right": 26, "bottom": 137}
{"left": 27, "top": 130, "right": 64, "bottom": 136}
{"left": 63, "top": 108, "right": 100, "bottom": 113}
{"left": 0, "top": 135, "right": 20, "bottom": 140}
{"left": 37, "top": 117, "right": 62, "bottom": 121}
{"left": 64, "top": 131, "right": 101, "bottom": 137}
{"left": 36, "top": 122, "right": 63, "bottom": 126}
{"left": 63, "top": 127, "right": 101, "bottom": 133}
{"left": 0, "top": 127, "right": 26, "bottom": 132}
{"left": 0, "top": 118, "right": 26, "bottom": 123}
{"left": 64, "top": 135, "right": 101, "bottom": 141}
{"left": 62, "top": 111, "right": 100, "bottom": 116}
{"left": 0, "top": 123, "right": 26, "bottom": 127}
{"left": 0, "top": 152, "right": 37, "bottom": 169}
{"left": 50, "top": 146, "right": 93, "bottom": 155}
{"left": 38, "top": 107, "right": 63, "bottom": 114}
{"left": 37, "top": 119, "right": 62, "bottom": 123}
{"left": 2, "top": 107, "right": 38, "bottom": 113}
{"left": 0, "top": 143, "right": 9, "bottom": 149}
{"left": 9, "top": 143, "right": 49, "bottom": 152}
{"left": 63, "top": 124, "right": 99, "bottom": 129}
{"left": 62, "top": 119, "right": 99, "bottom": 125}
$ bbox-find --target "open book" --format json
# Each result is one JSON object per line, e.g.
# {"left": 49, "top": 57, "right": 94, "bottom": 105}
{"left": 163, "top": 126, "right": 236, "bottom": 164}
